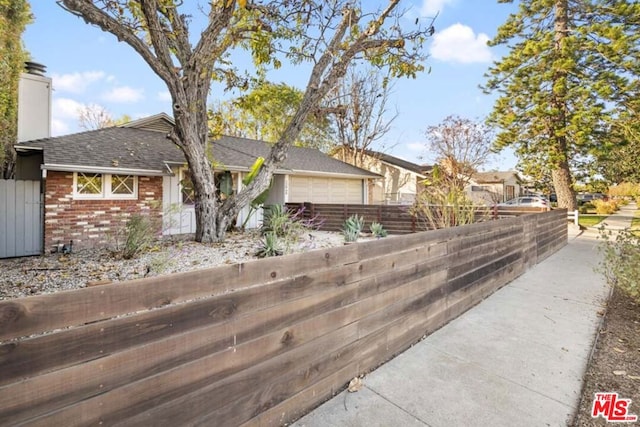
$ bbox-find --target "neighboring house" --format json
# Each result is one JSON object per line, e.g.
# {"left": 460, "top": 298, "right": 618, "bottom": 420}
{"left": 14, "top": 113, "right": 379, "bottom": 251}
{"left": 333, "top": 147, "right": 430, "bottom": 204}
{"left": 466, "top": 171, "right": 523, "bottom": 205}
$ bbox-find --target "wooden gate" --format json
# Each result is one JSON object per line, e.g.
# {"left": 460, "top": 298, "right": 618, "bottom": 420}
{"left": 0, "top": 179, "right": 42, "bottom": 258}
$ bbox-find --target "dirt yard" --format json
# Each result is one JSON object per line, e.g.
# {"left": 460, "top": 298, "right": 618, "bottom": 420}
{"left": 572, "top": 286, "right": 640, "bottom": 426}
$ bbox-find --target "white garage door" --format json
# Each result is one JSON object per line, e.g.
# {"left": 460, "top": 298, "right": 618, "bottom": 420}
{"left": 289, "top": 176, "right": 363, "bottom": 203}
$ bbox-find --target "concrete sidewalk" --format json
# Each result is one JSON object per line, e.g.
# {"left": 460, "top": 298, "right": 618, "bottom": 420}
{"left": 292, "top": 208, "right": 636, "bottom": 427}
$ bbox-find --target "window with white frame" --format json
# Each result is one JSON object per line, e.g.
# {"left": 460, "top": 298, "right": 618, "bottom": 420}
{"left": 74, "top": 172, "right": 138, "bottom": 199}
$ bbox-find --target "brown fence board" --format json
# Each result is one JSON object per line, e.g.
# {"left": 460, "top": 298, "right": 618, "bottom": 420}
{"left": 0, "top": 244, "right": 361, "bottom": 341}
{"left": 0, "top": 210, "right": 568, "bottom": 426}
{"left": 0, "top": 240, "right": 449, "bottom": 388}
{"left": 5, "top": 248, "right": 449, "bottom": 424}
{"left": 240, "top": 363, "right": 356, "bottom": 427}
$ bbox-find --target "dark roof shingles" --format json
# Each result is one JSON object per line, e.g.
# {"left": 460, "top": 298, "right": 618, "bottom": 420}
{"left": 17, "top": 128, "right": 379, "bottom": 177}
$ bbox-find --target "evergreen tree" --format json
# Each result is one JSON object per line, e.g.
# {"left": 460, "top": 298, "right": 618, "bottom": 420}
{"left": 484, "top": 0, "right": 639, "bottom": 209}
{"left": 0, "top": 0, "right": 31, "bottom": 179}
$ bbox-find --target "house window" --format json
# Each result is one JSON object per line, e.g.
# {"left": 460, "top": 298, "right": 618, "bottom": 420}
{"left": 471, "top": 185, "right": 491, "bottom": 192}
{"left": 76, "top": 173, "right": 103, "bottom": 195}
{"left": 180, "top": 169, "right": 235, "bottom": 205}
{"left": 73, "top": 173, "right": 137, "bottom": 199}
{"left": 505, "top": 185, "right": 516, "bottom": 200}
{"left": 180, "top": 170, "right": 195, "bottom": 205}
{"left": 112, "top": 175, "right": 135, "bottom": 195}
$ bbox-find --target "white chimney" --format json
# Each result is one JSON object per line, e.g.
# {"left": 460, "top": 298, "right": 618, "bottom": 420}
{"left": 17, "top": 62, "right": 52, "bottom": 142}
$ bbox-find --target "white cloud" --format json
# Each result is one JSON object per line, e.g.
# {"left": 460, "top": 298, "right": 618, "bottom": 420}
{"left": 157, "top": 91, "right": 172, "bottom": 102}
{"left": 406, "top": 142, "right": 424, "bottom": 152}
{"left": 430, "top": 23, "right": 492, "bottom": 64}
{"left": 51, "top": 71, "right": 106, "bottom": 94}
{"left": 51, "top": 97, "right": 87, "bottom": 136}
{"left": 53, "top": 97, "right": 85, "bottom": 119}
{"left": 51, "top": 119, "right": 70, "bottom": 137}
{"left": 102, "top": 86, "right": 144, "bottom": 103}
{"left": 421, "top": 0, "right": 455, "bottom": 16}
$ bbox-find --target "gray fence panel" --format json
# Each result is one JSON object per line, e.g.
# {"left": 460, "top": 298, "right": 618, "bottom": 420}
{"left": 0, "top": 180, "right": 42, "bottom": 258}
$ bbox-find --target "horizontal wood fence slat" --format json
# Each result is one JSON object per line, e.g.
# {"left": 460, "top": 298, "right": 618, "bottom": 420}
{"left": 286, "top": 202, "right": 549, "bottom": 234}
{"left": 0, "top": 210, "right": 568, "bottom": 426}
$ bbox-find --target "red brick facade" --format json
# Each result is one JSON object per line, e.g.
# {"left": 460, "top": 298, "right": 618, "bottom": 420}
{"left": 44, "top": 171, "right": 163, "bottom": 251}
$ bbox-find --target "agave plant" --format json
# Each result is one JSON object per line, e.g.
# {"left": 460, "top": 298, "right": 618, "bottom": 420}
{"left": 255, "top": 232, "right": 283, "bottom": 258}
{"left": 369, "top": 222, "right": 388, "bottom": 238}
{"left": 343, "top": 214, "right": 364, "bottom": 242}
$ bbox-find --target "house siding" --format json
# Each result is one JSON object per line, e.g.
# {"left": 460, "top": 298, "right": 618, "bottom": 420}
{"left": 44, "top": 171, "right": 163, "bottom": 251}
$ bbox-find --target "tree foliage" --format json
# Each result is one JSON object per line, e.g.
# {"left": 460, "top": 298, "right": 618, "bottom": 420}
{"left": 410, "top": 115, "right": 491, "bottom": 230}
{"left": 422, "top": 115, "right": 493, "bottom": 190}
{"left": 59, "top": 0, "right": 435, "bottom": 242}
{"left": 0, "top": 0, "right": 31, "bottom": 179}
{"left": 325, "top": 67, "right": 397, "bottom": 166}
{"left": 484, "top": 0, "right": 640, "bottom": 210}
{"left": 594, "top": 116, "right": 640, "bottom": 184}
{"left": 208, "top": 80, "right": 334, "bottom": 151}
{"left": 78, "top": 104, "right": 132, "bottom": 130}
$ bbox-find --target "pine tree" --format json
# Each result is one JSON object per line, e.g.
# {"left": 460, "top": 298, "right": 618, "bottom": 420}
{"left": 0, "top": 0, "right": 31, "bottom": 179}
{"left": 484, "top": 0, "right": 640, "bottom": 209}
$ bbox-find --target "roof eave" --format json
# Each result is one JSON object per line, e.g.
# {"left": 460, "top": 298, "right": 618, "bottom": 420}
{"left": 288, "top": 169, "right": 382, "bottom": 179}
{"left": 42, "top": 163, "right": 170, "bottom": 177}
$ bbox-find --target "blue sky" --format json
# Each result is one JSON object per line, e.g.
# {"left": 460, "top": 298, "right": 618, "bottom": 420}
{"left": 23, "top": 0, "right": 519, "bottom": 170}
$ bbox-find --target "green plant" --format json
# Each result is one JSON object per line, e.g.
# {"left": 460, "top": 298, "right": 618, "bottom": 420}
{"left": 116, "top": 214, "right": 155, "bottom": 260}
{"left": 598, "top": 227, "right": 640, "bottom": 303}
{"left": 593, "top": 199, "right": 617, "bottom": 215}
{"left": 147, "top": 253, "right": 175, "bottom": 274}
{"left": 262, "top": 204, "right": 291, "bottom": 237}
{"left": 255, "top": 231, "right": 283, "bottom": 258}
{"left": 369, "top": 222, "right": 388, "bottom": 238}
{"left": 342, "top": 214, "right": 364, "bottom": 242}
{"left": 260, "top": 205, "right": 322, "bottom": 254}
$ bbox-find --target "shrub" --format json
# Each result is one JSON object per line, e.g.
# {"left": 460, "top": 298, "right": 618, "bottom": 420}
{"left": 608, "top": 182, "right": 640, "bottom": 198}
{"left": 410, "top": 187, "right": 477, "bottom": 230}
{"left": 262, "top": 204, "right": 291, "bottom": 237}
{"left": 259, "top": 205, "right": 322, "bottom": 255}
{"left": 598, "top": 228, "right": 640, "bottom": 303}
{"left": 593, "top": 199, "right": 617, "bottom": 215}
{"left": 113, "top": 214, "right": 155, "bottom": 259}
{"left": 579, "top": 206, "right": 588, "bottom": 215}
{"left": 369, "top": 222, "right": 388, "bottom": 238}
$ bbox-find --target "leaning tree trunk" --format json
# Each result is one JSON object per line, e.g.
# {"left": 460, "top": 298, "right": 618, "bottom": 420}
{"left": 171, "top": 83, "right": 221, "bottom": 243}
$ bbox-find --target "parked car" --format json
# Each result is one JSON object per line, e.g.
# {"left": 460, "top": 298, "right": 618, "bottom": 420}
{"left": 577, "top": 193, "right": 605, "bottom": 205}
{"left": 497, "top": 196, "right": 549, "bottom": 208}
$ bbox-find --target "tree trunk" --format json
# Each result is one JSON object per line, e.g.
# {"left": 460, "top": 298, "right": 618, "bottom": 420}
{"left": 552, "top": 165, "right": 576, "bottom": 210}
{"left": 171, "top": 89, "right": 221, "bottom": 243}
{"left": 551, "top": 0, "right": 577, "bottom": 211}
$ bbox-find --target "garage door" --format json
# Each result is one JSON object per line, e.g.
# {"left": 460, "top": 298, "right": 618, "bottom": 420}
{"left": 289, "top": 176, "right": 363, "bottom": 203}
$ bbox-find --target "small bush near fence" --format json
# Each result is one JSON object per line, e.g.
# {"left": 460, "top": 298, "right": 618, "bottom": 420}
{"left": 598, "top": 227, "right": 640, "bottom": 303}
{"left": 593, "top": 199, "right": 619, "bottom": 215}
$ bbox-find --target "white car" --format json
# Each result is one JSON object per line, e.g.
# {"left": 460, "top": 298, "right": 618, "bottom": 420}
{"left": 497, "top": 196, "right": 549, "bottom": 208}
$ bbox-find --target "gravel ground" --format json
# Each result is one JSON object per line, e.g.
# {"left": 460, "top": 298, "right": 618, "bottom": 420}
{"left": 0, "top": 230, "right": 348, "bottom": 300}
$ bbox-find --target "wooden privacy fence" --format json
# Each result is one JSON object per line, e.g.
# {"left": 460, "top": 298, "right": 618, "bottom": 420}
{"left": 286, "top": 202, "right": 549, "bottom": 234}
{"left": 0, "top": 210, "right": 568, "bottom": 426}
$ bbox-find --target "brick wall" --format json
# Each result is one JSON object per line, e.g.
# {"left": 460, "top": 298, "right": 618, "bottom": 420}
{"left": 44, "top": 171, "right": 163, "bottom": 252}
